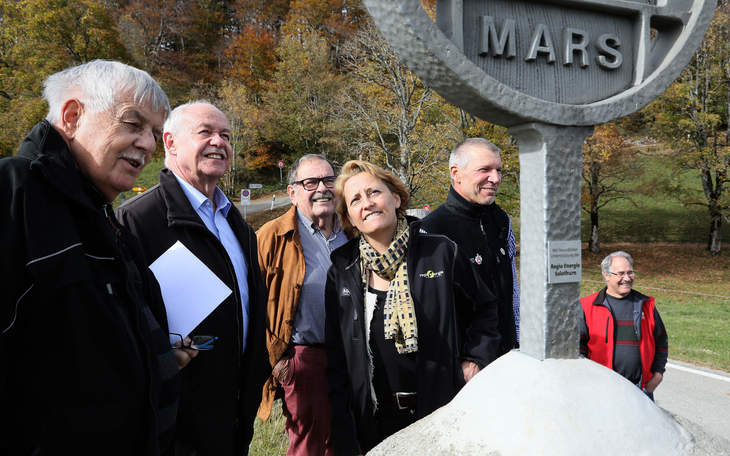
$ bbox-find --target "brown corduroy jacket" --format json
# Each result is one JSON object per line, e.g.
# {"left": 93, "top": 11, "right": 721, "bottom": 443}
{"left": 255, "top": 205, "right": 306, "bottom": 420}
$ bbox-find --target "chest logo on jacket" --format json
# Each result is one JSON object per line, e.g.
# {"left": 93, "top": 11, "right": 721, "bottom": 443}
{"left": 341, "top": 287, "right": 351, "bottom": 297}
{"left": 419, "top": 270, "right": 445, "bottom": 279}
{"left": 471, "top": 253, "right": 483, "bottom": 265}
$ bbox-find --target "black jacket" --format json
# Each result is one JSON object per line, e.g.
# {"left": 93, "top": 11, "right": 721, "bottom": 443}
{"left": 0, "top": 121, "right": 179, "bottom": 455}
{"left": 116, "top": 168, "right": 268, "bottom": 456}
{"left": 324, "top": 220, "right": 501, "bottom": 455}
{"left": 421, "top": 187, "right": 518, "bottom": 354}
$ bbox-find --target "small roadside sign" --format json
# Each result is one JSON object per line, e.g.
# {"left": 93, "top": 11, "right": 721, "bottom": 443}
{"left": 277, "top": 160, "right": 285, "bottom": 169}
{"left": 423, "top": 204, "right": 430, "bottom": 211}
{"left": 249, "top": 183, "right": 263, "bottom": 189}
{"left": 240, "top": 189, "right": 251, "bottom": 206}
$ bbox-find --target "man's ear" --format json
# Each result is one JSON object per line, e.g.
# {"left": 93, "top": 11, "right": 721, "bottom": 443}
{"left": 449, "top": 165, "right": 460, "bottom": 183}
{"left": 59, "top": 99, "right": 83, "bottom": 138}
{"left": 163, "top": 131, "right": 176, "bottom": 156}
{"left": 287, "top": 184, "right": 296, "bottom": 201}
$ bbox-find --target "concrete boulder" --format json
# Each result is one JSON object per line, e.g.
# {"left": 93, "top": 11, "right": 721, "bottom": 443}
{"left": 368, "top": 351, "right": 699, "bottom": 455}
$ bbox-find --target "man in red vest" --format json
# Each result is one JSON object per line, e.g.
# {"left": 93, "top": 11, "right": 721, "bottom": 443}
{"left": 580, "top": 251, "right": 668, "bottom": 400}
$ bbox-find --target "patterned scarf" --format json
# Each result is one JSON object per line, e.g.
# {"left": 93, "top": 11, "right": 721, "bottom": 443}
{"left": 359, "top": 217, "right": 418, "bottom": 354}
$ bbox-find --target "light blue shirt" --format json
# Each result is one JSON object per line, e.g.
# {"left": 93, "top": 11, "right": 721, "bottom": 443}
{"left": 172, "top": 172, "right": 250, "bottom": 351}
{"left": 291, "top": 210, "right": 347, "bottom": 345}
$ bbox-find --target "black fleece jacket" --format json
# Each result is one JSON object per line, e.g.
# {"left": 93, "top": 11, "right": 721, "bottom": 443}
{"left": 421, "top": 187, "right": 518, "bottom": 354}
{"left": 0, "top": 121, "right": 179, "bottom": 455}
{"left": 325, "top": 219, "right": 501, "bottom": 455}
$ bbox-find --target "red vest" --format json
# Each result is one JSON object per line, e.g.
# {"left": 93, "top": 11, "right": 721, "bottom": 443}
{"left": 580, "top": 291, "right": 657, "bottom": 388}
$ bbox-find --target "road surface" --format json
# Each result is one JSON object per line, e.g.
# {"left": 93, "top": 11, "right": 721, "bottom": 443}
{"left": 237, "top": 193, "right": 291, "bottom": 216}
{"left": 655, "top": 360, "right": 730, "bottom": 453}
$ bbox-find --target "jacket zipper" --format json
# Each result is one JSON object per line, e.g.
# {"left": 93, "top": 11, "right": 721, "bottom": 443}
{"left": 104, "top": 203, "right": 159, "bottom": 451}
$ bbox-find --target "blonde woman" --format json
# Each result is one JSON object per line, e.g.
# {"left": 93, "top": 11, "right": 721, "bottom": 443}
{"left": 324, "top": 160, "right": 501, "bottom": 455}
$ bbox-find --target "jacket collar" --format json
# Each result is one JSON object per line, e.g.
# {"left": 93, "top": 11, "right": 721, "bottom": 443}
{"left": 270, "top": 205, "right": 300, "bottom": 237}
{"left": 443, "top": 185, "right": 499, "bottom": 219}
{"left": 157, "top": 168, "right": 209, "bottom": 228}
{"left": 20, "top": 120, "right": 106, "bottom": 211}
{"left": 593, "top": 287, "right": 650, "bottom": 307}
{"left": 331, "top": 217, "right": 422, "bottom": 270}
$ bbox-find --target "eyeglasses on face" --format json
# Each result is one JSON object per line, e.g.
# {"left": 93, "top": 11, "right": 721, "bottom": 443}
{"left": 291, "top": 176, "right": 336, "bottom": 191}
{"left": 608, "top": 270, "right": 636, "bottom": 278}
{"left": 169, "top": 333, "right": 218, "bottom": 351}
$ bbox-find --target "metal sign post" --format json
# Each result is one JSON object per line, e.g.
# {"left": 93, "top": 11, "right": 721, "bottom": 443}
{"left": 364, "top": 0, "right": 716, "bottom": 361}
{"left": 361, "top": 0, "right": 717, "bottom": 452}
{"left": 240, "top": 188, "right": 251, "bottom": 219}
{"left": 277, "top": 160, "right": 285, "bottom": 185}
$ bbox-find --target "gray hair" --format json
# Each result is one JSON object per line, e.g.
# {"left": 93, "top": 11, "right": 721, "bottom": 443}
{"left": 43, "top": 60, "right": 169, "bottom": 124}
{"left": 287, "top": 154, "right": 335, "bottom": 184}
{"left": 449, "top": 137, "right": 501, "bottom": 170}
{"left": 163, "top": 100, "right": 223, "bottom": 167}
{"left": 601, "top": 251, "right": 634, "bottom": 276}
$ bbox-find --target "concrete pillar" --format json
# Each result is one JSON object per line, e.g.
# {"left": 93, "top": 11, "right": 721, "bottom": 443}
{"left": 508, "top": 123, "right": 593, "bottom": 360}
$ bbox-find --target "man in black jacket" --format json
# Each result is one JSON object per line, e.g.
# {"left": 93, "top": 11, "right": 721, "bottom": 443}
{"left": 0, "top": 60, "right": 182, "bottom": 455}
{"left": 421, "top": 138, "right": 520, "bottom": 356}
{"left": 116, "top": 101, "right": 268, "bottom": 456}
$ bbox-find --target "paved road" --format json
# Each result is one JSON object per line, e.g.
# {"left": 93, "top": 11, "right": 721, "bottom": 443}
{"left": 237, "top": 194, "right": 291, "bottom": 217}
{"left": 655, "top": 360, "right": 730, "bottom": 450}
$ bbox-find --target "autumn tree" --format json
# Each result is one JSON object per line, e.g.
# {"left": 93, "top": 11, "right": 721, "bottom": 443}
{"left": 582, "top": 123, "right": 639, "bottom": 253}
{"left": 283, "top": 0, "right": 366, "bottom": 51}
{"left": 0, "top": 0, "right": 129, "bottom": 157}
{"left": 216, "top": 79, "right": 275, "bottom": 194}
{"left": 338, "top": 20, "right": 461, "bottom": 199}
{"left": 649, "top": 3, "right": 729, "bottom": 255}
{"left": 117, "top": 0, "right": 236, "bottom": 100}
{"left": 260, "top": 28, "right": 344, "bottom": 164}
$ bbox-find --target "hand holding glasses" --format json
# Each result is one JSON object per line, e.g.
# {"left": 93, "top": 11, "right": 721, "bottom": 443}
{"left": 169, "top": 333, "right": 218, "bottom": 351}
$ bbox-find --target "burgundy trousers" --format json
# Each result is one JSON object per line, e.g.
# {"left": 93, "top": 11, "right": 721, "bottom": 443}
{"left": 281, "top": 345, "right": 333, "bottom": 456}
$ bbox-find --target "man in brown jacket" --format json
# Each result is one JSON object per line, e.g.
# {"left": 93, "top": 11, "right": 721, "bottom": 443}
{"left": 257, "top": 154, "right": 347, "bottom": 456}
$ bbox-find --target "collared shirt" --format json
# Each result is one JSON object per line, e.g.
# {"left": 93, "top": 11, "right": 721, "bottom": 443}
{"left": 172, "top": 172, "right": 250, "bottom": 351}
{"left": 291, "top": 209, "right": 347, "bottom": 345}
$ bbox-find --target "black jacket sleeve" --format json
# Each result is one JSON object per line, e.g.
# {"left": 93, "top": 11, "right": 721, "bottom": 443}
{"left": 452, "top": 246, "right": 501, "bottom": 368}
{"left": 579, "top": 308, "right": 589, "bottom": 357}
{"left": 324, "top": 266, "right": 361, "bottom": 456}
{"left": 651, "top": 307, "right": 669, "bottom": 374}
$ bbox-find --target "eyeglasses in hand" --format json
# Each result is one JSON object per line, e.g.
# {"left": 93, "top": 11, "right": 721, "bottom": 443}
{"left": 291, "top": 176, "right": 336, "bottom": 191}
{"left": 169, "top": 333, "right": 218, "bottom": 351}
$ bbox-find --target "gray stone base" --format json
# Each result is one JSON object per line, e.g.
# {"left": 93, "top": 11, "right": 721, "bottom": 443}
{"left": 367, "top": 351, "right": 708, "bottom": 455}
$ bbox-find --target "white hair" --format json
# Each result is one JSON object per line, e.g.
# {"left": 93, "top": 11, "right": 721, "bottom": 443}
{"left": 449, "top": 137, "right": 501, "bottom": 170}
{"left": 43, "top": 60, "right": 169, "bottom": 124}
{"left": 601, "top": 251, "right": 634, "bottom": 276}
{"left": 162, "top": 100, "right": 222, "bottom": 167}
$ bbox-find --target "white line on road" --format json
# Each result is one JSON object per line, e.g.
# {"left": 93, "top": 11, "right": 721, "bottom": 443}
{"left": 666, "top": 362, "right": 730, "bottom": 383}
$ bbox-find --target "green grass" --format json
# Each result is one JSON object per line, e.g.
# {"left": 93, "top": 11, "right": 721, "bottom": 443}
{"left": 488, "top": 152, "right": 730, "bottom": 245}
{"left": 578, "top": 153, "right": 730, "bottom": 244}
{"left": 249, "top": 400, "right": 288, "bottom": 456}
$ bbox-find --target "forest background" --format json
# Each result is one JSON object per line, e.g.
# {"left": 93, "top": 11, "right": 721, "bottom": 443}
{"left": 1, "top": 0, "right": 728, "bottom": 254}
{"left": 2, "top": 1, "right": 729, "bottom": 450}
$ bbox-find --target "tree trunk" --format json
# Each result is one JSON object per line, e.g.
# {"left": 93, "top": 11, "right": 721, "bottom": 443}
{"left": 708, "top": 203, "right": 723, "bottom": 255}
{"left": 589, "top": 205, "right": 600, "bottom": 253}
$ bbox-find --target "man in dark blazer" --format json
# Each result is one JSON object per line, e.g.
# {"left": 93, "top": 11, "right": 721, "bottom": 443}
{"left": 117, "top": 100, "right": 268, "bottom": 456}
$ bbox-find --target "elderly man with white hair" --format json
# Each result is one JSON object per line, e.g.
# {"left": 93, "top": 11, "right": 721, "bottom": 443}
{"left": 116, "top": 100, "right": 268, "bottom": 456}
{"left": 0, "top": 60, "right": 182, "bottom": 455}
